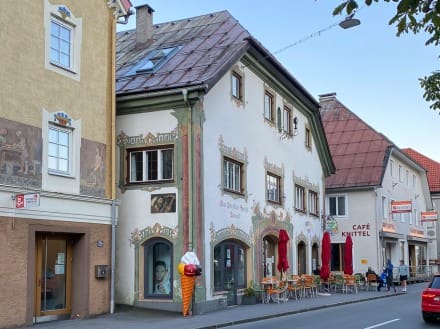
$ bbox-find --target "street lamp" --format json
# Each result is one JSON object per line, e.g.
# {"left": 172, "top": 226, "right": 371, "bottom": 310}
{"left": 339, "top": 13, "right": 361, "bottom": 29}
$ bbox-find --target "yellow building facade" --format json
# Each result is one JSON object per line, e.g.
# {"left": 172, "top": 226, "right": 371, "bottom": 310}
{"left": 0, "top": 0, "right": 131, "bottom": 327}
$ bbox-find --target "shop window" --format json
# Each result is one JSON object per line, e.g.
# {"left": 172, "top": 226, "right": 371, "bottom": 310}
{"left": 143, "top": 239, "right": 173, "bottom": 298}
{"left": 213, "top": 241, "right": 246, "bottom": 292}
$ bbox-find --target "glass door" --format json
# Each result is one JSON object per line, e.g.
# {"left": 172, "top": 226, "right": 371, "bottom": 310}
{"left": 35, "top": 235, "right": 71, "bottom": 318}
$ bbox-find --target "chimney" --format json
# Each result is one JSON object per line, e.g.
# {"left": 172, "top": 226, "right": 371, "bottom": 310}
{"left": 318, "top": 93, "right": 337, "bottom": 102}
{"left": 135, "top": 4, "right": 154, "bottom": 48}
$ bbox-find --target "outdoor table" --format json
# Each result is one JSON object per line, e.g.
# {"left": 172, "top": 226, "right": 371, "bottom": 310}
{"left": 261, "top": 278, "right": 279, "bottom": 303}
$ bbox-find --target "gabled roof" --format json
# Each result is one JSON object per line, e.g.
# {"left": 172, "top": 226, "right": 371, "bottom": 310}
{"left": 116, "top": 10, "right": 250, "bottom": 95}
{"left": 319, "top": 94, "right": 393, "bottom": 189}
{"left": 402, "top": 148, "right": 440, "bottom": 193}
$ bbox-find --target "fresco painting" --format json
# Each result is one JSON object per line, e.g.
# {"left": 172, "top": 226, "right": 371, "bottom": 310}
{"left": 80, "top": 139, "right": 106, "bottom": 197}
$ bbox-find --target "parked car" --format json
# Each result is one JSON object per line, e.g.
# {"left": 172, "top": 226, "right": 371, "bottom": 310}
{"left": 421, "top": 273, "right": 440, "bottom": 322}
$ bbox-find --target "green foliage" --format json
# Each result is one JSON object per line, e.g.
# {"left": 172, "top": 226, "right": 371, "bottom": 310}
{"left": 333, "top": 0, "right": 440, "bottom": 112}
{"left": 244, "top": 281, "right": 256, "bottom": 296}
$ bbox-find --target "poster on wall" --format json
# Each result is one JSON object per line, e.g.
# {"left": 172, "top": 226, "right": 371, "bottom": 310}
{"left": 391, "top": 200, "right": 412, "bottom": 213}
{"left": 151, "top": 194, "right": 176, "bottom": 213}
{"left": 421, "top": 211, "right": 438, "bottom": 222}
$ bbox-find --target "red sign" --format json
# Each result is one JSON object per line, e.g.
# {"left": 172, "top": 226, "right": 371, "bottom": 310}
{"left": 421, "top": 211, "right": 438, "bottom": 222}
{"left": 15, "top": 194, "right": 25, "bottom": 208}
{"left": 391, "top": 200, "right": 412, "bottom": 213}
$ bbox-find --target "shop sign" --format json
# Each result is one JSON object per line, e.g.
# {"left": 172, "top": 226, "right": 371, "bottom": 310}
{"left": 421, "top": 211, "right": 438, "bottom": 222}
{"left": 15, "top": 193, "right": 40, "bottom": 208}
{"left": 391, "top": 200, "right": 412, "bottom": 213}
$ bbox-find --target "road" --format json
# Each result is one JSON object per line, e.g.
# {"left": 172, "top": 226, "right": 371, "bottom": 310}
{"left": 230, "top": 284, "right": 437, "bottom": 329}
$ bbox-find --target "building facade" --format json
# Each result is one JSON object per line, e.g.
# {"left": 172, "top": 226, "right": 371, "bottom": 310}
{"left": 320, "top": 93, "right": 434, "bottom": 279}
{"left": 0, "top": 1, "right": 131, "bottom": 327}
{"left": 115, "top": 6, "right": 334, "bottom": 313}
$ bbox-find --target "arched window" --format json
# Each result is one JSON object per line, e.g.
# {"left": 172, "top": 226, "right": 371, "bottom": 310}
{"left": 297, "top": 241, "right": 306, "bottom": 275}
{"left": 143, "top": 239, "right": 173, "bottom": 298}
{"left": 213, "top": 240, "right": 246, "bottom": 292}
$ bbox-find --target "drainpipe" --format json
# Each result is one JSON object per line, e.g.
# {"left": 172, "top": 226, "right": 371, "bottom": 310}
{"left": 110, "top": 199, "right": 117, "bottom": 314}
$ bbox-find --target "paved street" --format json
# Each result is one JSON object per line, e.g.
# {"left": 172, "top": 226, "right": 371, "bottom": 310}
{"left": 29, "top": 283, "right": 427, "bottom": 329}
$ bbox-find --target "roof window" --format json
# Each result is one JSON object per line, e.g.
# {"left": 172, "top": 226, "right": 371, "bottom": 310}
{"left": 127, "top": 46, "right": 181, "bottom": 76}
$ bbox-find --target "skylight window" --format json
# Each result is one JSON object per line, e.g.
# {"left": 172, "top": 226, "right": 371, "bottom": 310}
{"left": 128, "top": 46, "right": 181, "bottom": 75}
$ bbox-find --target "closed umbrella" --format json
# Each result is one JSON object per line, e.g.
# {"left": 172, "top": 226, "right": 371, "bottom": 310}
{"left": 277, "top": 229, "right": 289, "bottom": 279}
{"left": 344, "top": 235, "right": 353, "bottom": 275}
{"left": 320, "top": 231, "right": 331, "bottom": 280}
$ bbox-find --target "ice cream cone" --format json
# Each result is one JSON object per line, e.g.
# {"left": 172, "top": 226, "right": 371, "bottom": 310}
{"left": 180, "top": 274, "right": 195, "bottom": 316}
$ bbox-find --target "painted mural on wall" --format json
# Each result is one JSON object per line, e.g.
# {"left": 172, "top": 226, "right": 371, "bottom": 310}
{"left": 151, "top": 193, "right": 176, "bottom": 213}
{"left": 0, "top": 118, "right": 42, "bottom": 188}
{"left": 80, "top": 139, "right": 106, "bottom": 197}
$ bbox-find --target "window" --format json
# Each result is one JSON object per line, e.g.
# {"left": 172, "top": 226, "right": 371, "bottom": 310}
{"left": 406, "top": 170, "right": 409, "bottom": 185}
{"left": 264, "top": 91, "right": 274, "bottom": 122}
{"left": 282, "top": 106, "right": 291, "bottom": 134}
{"left": 45, "top": 2, "right": 82, "bottom": 80}
{"left": 50, "top": 20, "right": 72, "bottom": 69}
{"left": 125, "top": 46, "right": 182, "bottom": 76}
{"left": 390, "top": 160, "right": 394, "bottom": 177}
{"left": 382, "top": 196, "right": 388, "bottom": 219}
{"left": 128, "top": 147, "right": 173, "bottom": 183}
{"left": 231, "top": 71, "right": 242, "bottom": 100}
{"left": 266, "top": 172, "right": 281, "bottom": 203}
{"left": 329, "top": 195, "right": 346, "bottom": 217}
{"left": 48, "top": 126, "right": 71, "bottom": 175}
{"left": 223, "top": 157, "right": 243, "bottom": 194}
{"left": 412, "top": 174, "right": 416, "bottom": 188}
{"left": 295, "top": 184, "right": 306, "bottom": 212}
{"left": 305, "top": 128, "right": 311, "bottom": 148}
{"left": 214, "top": 241, "right": 246, "bottom": 292}
{"left": 309, "top": 190, "right": 318, "bottom": 216}
{"left": 399, "top": 165, "right": 403, "bottom": 182}
{"left": 143, "top": 239, "right": 173, "bottom": 298}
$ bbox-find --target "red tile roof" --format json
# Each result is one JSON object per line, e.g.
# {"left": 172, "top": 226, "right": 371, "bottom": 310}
{"left": 319, "top": 94, "right": 393, "bottom": 189}
{"left": 402, "top": 148, "right": 440, "bottom": 193}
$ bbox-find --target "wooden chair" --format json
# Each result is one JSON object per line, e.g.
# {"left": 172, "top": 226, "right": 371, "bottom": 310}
{"left": 269, "top": 280, "right": 288, "bottom": 304}
{"left": 354, "top": 273, "right": 366, "bottom": 291}
{"left": 343, "top": 274, "right": 358, "bottom": 294}
{"left": 287, "top": 275, "right": 302, "bottom": 299}
{"left": 366, "top": 273, "right": 379, "bottom": 291}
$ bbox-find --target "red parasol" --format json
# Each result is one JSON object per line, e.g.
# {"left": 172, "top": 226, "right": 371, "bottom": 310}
{"left": 320, "top": 231, "right": 331, "bottom": 280}
{"left": 343, "top": 235, "right": 353, "bottom": 275}
{"left": 277, "top": 229, "right": 289, "bottom": 278}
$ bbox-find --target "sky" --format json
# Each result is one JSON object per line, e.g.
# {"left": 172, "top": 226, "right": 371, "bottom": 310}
{"left": 117, "top": 0, "right": 440, "bottom": 163}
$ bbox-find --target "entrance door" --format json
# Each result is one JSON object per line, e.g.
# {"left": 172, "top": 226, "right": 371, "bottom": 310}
{"left": 35, "top": 234, "right": 72, "bottom": 320}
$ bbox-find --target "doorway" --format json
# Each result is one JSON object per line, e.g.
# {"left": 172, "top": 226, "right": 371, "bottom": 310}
{"left": 35, "top": 234, "right": 72, "bottom": 321}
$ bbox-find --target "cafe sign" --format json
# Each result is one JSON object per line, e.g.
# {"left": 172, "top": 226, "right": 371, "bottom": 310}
{"left": 391, "top": 200, "right": 412, "bottom": 213}
{"left": 421, "top": 211, "right": 438, "bottom": 222}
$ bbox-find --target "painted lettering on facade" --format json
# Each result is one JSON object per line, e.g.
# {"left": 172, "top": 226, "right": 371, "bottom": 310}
{"left": 342, "top": 224, "right": 371, "bottom": 237}
{"left": 219, "top": 200, "right": 249, "bottom": 219}
{"left": 117, "top": 130, "right": 178, "bottom": 146}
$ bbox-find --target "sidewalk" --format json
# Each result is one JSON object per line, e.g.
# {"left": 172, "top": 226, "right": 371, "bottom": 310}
{"left": 32, "top": 283, "right": 425, "bottom": 329}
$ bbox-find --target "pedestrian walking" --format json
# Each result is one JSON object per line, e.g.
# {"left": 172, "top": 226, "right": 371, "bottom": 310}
{"left": 385, "top": 259, "right": 396, "bottom": 292}
{"left": 398, "top": 259, "right": 409, "bottom": 292}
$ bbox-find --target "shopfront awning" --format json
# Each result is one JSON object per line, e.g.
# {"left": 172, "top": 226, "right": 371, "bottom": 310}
{"left": 379, "top": 231, "right": 404, "bottom": 240}
{"left": 406, "top": 235, "right": 429, "bottom": 243}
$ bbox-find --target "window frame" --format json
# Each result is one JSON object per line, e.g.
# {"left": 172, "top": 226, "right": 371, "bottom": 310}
{"left": 127, "top": 145, "right": 174, "bottom": 184}
{"left": 295, "top": 184, "right": 306, "bottom": 212}
{"left": 305, "top": 127, "right": 311, "bottom": 149}
{"left": 223, "top": 157, "right": 243, "bottom": 195}
{"left": 308, "top": 190, "right": 318, "bottom": 216}
{"left": 48, "top": 124, "right": 72, "bottom": 176}
{"left": 231, "top": 71, "right": 243, "bottom": 101}
{"left": 266, "top": 172, "right": 281, "bottom": 204}
{"left": 328, "top": 195, "right": 347, "bottom": 217}
{"left": 213, "top": 241, "right": 246, "bottom": 292}
{"left": 282, "top": 106, "right": 292, "bottom": 134}
{"left": 264, "top": 91, "right": 274, "bottom": 122}
{"left": 49, "top": 19, "right": 73, "bottom": 71}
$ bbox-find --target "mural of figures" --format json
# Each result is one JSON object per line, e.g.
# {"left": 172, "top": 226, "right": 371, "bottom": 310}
{"left": 80, "top": 139, "right": 106, "bottom": 197}
{"left": 0, "top": 118, "right": 42, "bottom": 188}
{"left": 151, "top": 194, "right": 176, "bottom": 213}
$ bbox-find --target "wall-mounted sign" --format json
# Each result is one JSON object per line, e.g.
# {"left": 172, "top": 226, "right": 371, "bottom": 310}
{"left": 151, "top": 194, "right": 176, "bottom": 213}
{"left": 391, "top": 200, "right": 412, "bottom": 213}
{"left": 15, "top": 193, "right": 40, "bottom": 208}
{"left": 421, "top": 211, "right": 438, "bottom": 222}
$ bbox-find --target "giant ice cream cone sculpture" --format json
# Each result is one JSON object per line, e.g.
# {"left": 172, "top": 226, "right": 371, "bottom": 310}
{"left": 179, "top": 251, "right": 201, "bottom": 317}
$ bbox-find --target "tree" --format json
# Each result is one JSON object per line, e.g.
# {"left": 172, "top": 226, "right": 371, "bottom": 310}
{"left": 333, "top": 0, "right": 440, "bottom": 112}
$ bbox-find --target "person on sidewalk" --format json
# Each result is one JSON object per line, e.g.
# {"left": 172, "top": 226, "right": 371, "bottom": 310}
{"left": 377, "top": 269, "right": 386, "bottom": 291}
{"left": 398, "top": 259, "right": 409, "bottom": 292}
{"left": 385, "top": 259, "right": 396, "bottom": 292}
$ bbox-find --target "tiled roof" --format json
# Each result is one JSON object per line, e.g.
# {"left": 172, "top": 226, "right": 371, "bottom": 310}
{"left": 319, "top": 94, "right": 393, "bottom": 189}
{"left": 402, "top": 148, "right": 440, "bottom": 193}
{"left": 116, "top": 10, "right": 250, "bottom": 95}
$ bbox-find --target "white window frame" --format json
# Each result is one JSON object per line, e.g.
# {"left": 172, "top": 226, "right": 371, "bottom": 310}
{"left": 231, "top": 71, "right": 242, "bottom": 100}
{"left": 282, "top": 106, "right": 291, "bottom": 134}
{"left": 266, "top": 172, "right": 281, "bottom": 204}
{"left": 390, "top": 160, "right": 394, "bottom": 177}
{"left": 308, "top": 190, "right": 318, "bottom": 216}
{"left": 128, "top": 147, "right": 174, "bottom": 183}
{"left": 223, "top": 157, "right": 243, "bottom": 194}
{"left": 48, "top": 125, "right": 72, "bottom": 176}
{"left": 44, "top": 1, "right": 82, "bottom": 80}
{"left": 328, "top": 195, "right": 347, "bottom": 217}
{"left": 295, "top": 184, "right": 306, "bottom": 212}
{"left": 382, "top": 196, "right": 388, "bottom": 219}
{"left": 305, "top": 127, "right": 311, "bottom": 149}
{"left": 50, "top": 19, "right": 73, "bottom": 70}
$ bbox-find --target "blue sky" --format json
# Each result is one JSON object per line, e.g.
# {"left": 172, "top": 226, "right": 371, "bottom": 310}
{"left": 118, "top": 1, "right": 440, "bottom": 163}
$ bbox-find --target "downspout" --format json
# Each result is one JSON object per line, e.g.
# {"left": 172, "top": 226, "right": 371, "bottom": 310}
{"left": 182, "top": 88, "right": 193, "bottom": 251}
